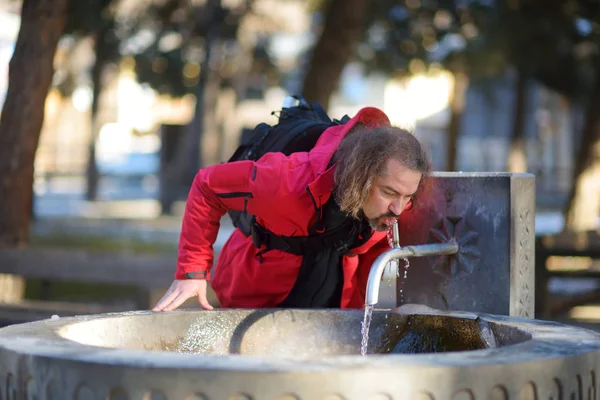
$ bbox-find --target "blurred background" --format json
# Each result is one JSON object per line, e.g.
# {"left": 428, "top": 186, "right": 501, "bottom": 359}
{"left": 0, "top": 0, "right": 600, "bottom": 327}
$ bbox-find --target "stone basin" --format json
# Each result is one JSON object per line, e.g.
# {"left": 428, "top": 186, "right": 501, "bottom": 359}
{"left": 56, "top": 309, "right": 523, "bottom": 356}
{"left": 1, "top": 309, "right": 600, "bottom": 399}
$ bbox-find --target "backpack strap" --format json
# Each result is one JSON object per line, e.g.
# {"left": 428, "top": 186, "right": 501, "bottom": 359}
{"left": 251, "top": 217, "right": 360, "bottom": 256}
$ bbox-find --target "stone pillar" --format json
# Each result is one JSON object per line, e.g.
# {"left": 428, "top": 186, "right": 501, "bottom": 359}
{"left": 387, "top": 172, "right": 535, "bottom": 318}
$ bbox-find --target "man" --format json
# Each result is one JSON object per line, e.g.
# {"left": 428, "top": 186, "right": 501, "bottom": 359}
{"left": 153, "top": 106, "right": 430, "bottom": 312}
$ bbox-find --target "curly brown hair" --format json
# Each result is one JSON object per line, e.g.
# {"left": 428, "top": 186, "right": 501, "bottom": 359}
{"left": 333, "top": 125, "right": 431, "bottom": 218}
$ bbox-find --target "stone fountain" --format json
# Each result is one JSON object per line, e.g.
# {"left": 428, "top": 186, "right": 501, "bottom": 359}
{"left": 1, "top": 172, "right": 600, "bottom": 400}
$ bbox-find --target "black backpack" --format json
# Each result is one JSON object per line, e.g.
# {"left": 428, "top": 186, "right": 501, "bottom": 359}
{"left": 227, "top": 96, "right": 350, "bottom": 237}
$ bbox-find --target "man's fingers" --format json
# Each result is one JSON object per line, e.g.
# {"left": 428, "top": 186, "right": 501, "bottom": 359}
{"left": 162, "top": 292, "right": 192, "bottom": 312}
{"left": 151, "top": 280, "right": 210, "bottom": 312}
{"left": 152, "top": 289, "right": 178, "bottom": 312}
{"left": 198, "top": 293, "right": 214, "bottom": 310}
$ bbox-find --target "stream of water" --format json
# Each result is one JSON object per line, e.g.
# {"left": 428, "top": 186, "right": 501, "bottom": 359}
{"left": 360, "top": 304, "right": 374, "bottom": 356}
{"left": 361, "top": 224, "right": 413, "bottom": 356}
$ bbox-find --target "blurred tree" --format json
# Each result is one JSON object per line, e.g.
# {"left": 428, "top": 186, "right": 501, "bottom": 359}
{"left": 301, "top": 0, "right": 369, "bottom": 110}
{"left": 357, "top": 0, "right": 505, "bottom": 171}
{"left": 47, "top": 0, "right": 123, "bottom": 200}
{"left": 480, "top": 0, "right": 582, "bottom": 173}
{"left": 123, "top": 0, "right": 254, "bottom": 212}
{"left": 62, "top": 0, "right": 121, "bottom": 200}
{"left": 560, "top": 1, "right": 600, "bottom": 231}
{"left": 500, "top": 0, "right": 600, "bottom": 231}
{"left": 357, "top": 0, "right": 587, "bottom": 178}
{"left": 0, "top": 0, "right": 69, "bottom": 247}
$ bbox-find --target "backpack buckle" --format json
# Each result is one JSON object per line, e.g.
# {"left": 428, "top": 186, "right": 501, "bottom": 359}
{"left": 251, "top": 220, "right": 264, "bottom": 248}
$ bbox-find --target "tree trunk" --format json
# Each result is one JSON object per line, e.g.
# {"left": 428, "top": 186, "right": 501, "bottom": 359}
{"left": 183, "top": 34, "right": 214, "bottom": 185}
{"left": 300, "top": 0, "right": 368, "bottom": 110}
{"left": 85, "top": 16, "right": 117, "bottom": 201}
{"left": 0, "top": 0, "right": 68, "bottom": 248}
{"left": 182, "top": 11, "right": 221, "bottom": 186}
{"left": 507, "top": 69, "right": 528, "bottom": 173}
{"left": 85, "top": 43, "right": 104, "bottom": 201}
{"left": 563, "top": 77, "right": 600, "bottom": 232}
{"left": 159, "top": 124, "right": 185, "bottom": 215}
{"left": 201, "top": 63, "right": 222, "bottom": 166}
{"left": 446, "top": 73, "right": 468, "bottom": 171}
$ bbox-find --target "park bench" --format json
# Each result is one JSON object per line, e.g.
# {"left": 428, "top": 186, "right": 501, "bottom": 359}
{"left": 0, "top": 247, "right": 220, "bottom": 326}
{"left": 535, "top": 230, "right": 600, "bottom": 319}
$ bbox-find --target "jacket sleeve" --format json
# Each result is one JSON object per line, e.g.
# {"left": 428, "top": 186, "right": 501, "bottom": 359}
{"left": 175, "top": 153, "right": 289, "bottom": 280}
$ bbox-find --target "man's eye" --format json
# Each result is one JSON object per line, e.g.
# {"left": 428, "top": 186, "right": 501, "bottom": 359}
{"left": 383, "top": 190, "right": 395, "bottom": 196}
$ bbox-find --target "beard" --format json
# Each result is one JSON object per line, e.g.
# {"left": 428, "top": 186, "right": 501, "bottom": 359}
{"left": 365, "top": 212, "right": 400, "bottom": 232}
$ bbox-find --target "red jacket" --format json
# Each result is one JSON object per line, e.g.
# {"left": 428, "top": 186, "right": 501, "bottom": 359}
{"left": 176, "top": 107, "right": 393, "bottom": 308}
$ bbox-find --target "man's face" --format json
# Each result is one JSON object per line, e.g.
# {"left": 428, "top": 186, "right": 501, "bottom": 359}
{"left": 361, "top": 158, "right": 422, "bottom": 232}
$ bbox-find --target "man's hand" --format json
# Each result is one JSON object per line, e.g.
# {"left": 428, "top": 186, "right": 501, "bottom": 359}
{"left": 152, "top": 279, "right": 214, "bottom": 312}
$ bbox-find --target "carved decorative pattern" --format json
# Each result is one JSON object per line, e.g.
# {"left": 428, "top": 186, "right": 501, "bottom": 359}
{"left": 76, "top": 385, "right": 95, "bottom": 400}
{"left": 412, "top": 393, "right": 434, "bottom": 400}
{"left": 108, "top": 388, "right": 129, "bottom": 400}
{"left": 143, "top": 391, "right": 168, "bottom": 400}
{"left": 185, "top": 395, "right": 208, "bottom": 400}
{"left": 451, "top": 389, "right": 474, "bottom": 400}
{"left": 367, "top": 395, "right": 392, "bottom": 400}
{"left": 0, "top": 364, "right": 598, "bottom": 400}
{"left": 518, "top": 381, "right": 537, "bottom": 400}
{"left": 516, "top": 209, "right": 534, "bottom": 318}
{"left": 489, "top": 386, "right": 508, "bottom": 400}
{"left": 275, "top": 395, "right": 300, "bottom": 400}
{"left": 573, "top": 374, "right": 583, "bottom": 399}
{"left": 46, "top": 380, "right": 61, "bottom": 400}
{"left": 6, "top": 374, "right": 15, "bottom": 400}
{"left": 25, "top": 378, "right": 36, "bottom": 400}
{"left": 429, "top": 216, "right": 481, "bottom": 278}
{"left": 228, "top": 394, "right": 253, "bottom": 400}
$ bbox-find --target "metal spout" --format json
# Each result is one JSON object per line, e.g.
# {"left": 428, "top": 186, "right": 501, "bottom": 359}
{"left": 391, "top": 220, "right": 400, "bottom": 248}
{"left": 365, "top": 240, "right": 459, "bottom": 307}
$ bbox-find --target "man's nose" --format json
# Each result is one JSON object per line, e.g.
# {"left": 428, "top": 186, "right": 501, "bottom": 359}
{"left": 389, "top": 200, "right": 405, "bottom": 216}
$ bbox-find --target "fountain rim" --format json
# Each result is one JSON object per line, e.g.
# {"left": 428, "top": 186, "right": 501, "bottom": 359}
{"left": 1, "top": 309, "right": 599, "bottom": 372}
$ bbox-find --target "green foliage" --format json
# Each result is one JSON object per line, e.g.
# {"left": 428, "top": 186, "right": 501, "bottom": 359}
{"left": 357, "top": 0, "right": 483, "bottom": 74}
{"left": 55, "top": 0, "right": 120, "bottom": 97}
{"left": 357, "top": 0, "right": 600, "bottom": 100}
{"left": 134, "top": 47, "right": 189, "bottom": 97}
{"left": 307, "top": 0, "right": 328, "bottom": 13}
{"left": 127, "top": 0, "right": 247, "bottom": 97}
{"left": 486, "top": 0, "right": 586, "bottom": 97}
{"left": 63, "top": 0, "right": 114, "bottom": 35}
